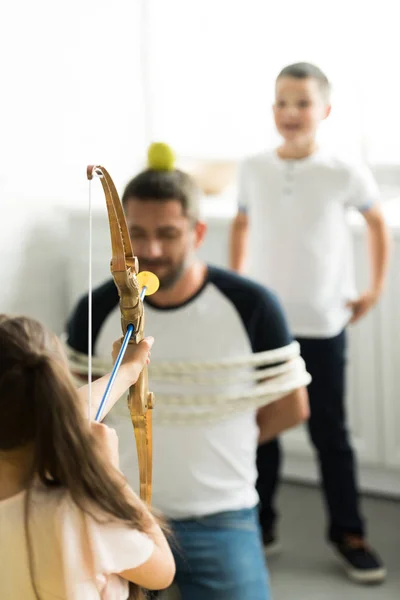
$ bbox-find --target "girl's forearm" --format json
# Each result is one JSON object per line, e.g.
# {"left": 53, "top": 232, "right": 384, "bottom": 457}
{"left": 77, "top": 363, "right": 133, "bottom": 420}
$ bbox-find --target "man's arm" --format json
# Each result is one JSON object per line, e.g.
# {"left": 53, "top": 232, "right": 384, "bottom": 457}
{"left": 229, "top": 211, "right": 249, "bottom": 273}
{"left": 234, "top": 281, "right": 310, "bottom": 445}
{"left": 347, "top": 204, "right": 391, "bottom": 323}
{"left": 257, "top": 386, "right": 309, "bottom": 445}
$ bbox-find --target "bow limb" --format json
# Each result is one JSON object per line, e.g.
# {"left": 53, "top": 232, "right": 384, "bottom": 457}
{"left": 87, "top": 165, "right": 153, "bottom": 504}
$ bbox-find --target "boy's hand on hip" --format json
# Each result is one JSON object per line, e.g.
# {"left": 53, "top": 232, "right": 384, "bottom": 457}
{"left": 346, "top": 290, "right": 380, "bottom": 324}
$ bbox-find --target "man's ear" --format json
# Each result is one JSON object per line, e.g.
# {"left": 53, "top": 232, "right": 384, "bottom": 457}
{"left": 194, "top": 220, "right": 207, "bottom": 249}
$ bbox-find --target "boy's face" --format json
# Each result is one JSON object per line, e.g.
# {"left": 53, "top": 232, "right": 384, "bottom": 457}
{"left": 273, "top": 76, "right": 330, "bottom": 144}
{"left": 125, "top": 198, "right": 206, "bottom": 290}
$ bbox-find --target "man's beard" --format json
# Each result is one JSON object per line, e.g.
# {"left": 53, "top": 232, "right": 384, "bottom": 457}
{"left": 137, "top": 258, "right": 186, "bottom": 290}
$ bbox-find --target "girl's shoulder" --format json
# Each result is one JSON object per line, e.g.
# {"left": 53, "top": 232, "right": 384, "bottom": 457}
{"left": 44, "top": 485, "right": 155, "bottom": 572}
{"left": 34, "top": 482, "right": 154, "bottom": 594}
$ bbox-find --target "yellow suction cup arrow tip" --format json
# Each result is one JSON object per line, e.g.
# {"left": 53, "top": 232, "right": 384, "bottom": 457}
{"left": 137, "top": 271, "right": 160, "bottom": 296}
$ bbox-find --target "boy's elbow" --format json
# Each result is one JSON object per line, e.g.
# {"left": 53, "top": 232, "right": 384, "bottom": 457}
{"left": 232, "top": 211, "right": 248, "bottom": 230}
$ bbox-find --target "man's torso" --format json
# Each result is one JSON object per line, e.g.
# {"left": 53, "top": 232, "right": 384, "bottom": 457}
{"left": 67, "top": 266, "right": 291, "bottom": 518}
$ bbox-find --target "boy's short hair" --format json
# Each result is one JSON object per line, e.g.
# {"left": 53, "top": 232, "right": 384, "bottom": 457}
{"left": 122, "top": 168, "right": 201, "bottom": 222}
{"left": 276, "top": 62, "right": 331, "bottom": 102}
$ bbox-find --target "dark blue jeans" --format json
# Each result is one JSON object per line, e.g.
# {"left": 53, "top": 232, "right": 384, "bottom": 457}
{"left": 256, "top": 330, "right": 365, "bottom": 543}
{"left": 167, "top": 507, "right": 270, "bottom": 600}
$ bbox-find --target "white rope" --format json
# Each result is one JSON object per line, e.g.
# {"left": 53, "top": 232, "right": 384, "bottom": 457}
{"left": 152, "top": 364, "right": 310, "bottom": 424}
{"left": 67, "top": 354, "right": 297, "bottom": 384}
{"left": 64, "top": 341, "right": 311, "bottom": 425}
{"left": 152, "top": 389, "right": 306, "bottom": 425}
{"left": 66, "top": 341, "right": 300, "bottom": 375}
{"left": 149, "top": 359, "right": 308, "bottom": 406}
{"left": 149, "top": 342, "right": 301, "bottom": 372}
{"left": 151, "top": 361, "right": 298, "bottom": 384}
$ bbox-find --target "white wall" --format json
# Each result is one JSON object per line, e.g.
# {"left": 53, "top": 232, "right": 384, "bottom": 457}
{"left": 2, "top": 0, "right": 400, "bottom": 336}
{"left": 0, "top": 0, "right": 148, "bottom": 332}
{"left": 144, "top": 0, "right": 400, "bottom": 164}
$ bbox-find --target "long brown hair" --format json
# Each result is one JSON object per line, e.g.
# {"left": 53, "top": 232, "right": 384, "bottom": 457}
{"left": 0, "top": 315, "right": 152, "bottom": 599}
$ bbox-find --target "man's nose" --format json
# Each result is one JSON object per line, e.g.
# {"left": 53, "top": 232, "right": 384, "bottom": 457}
{"left": 144, "top": 237, "right": 163, "bottom": 258}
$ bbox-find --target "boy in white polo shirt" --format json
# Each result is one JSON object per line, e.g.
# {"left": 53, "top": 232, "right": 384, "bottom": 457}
{"left": 229, "top": 62, "right": 390, "bottom": 584}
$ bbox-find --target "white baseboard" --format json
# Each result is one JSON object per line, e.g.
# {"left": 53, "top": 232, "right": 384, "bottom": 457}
{"left": 282, "top": 455, "right": 400, "bottom": 499}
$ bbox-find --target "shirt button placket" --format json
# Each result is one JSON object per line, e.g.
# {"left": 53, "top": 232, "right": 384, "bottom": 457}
{"left": 283, "top": 162, "right": 294, "bottom": 197}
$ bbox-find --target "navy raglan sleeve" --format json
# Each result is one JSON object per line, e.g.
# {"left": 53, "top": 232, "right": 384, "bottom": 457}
{"left": 65, "top": 295, "right": 90, "bottom": 355}
{"left": 65, "top": 279, "right": 119, "bottom": 356}
{"left": 207, "top": 267, "right": 293, "bottom": 353}
{"left": 245, "top": 287, "right": 293, "bottom": 354}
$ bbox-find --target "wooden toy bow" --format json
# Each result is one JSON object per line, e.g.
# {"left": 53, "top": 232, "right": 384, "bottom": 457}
{"left": 87, "top": 165, "right": 156, "bottom": 504}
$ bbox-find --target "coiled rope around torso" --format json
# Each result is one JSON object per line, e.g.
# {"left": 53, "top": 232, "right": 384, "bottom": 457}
{"left": 65, "top": 341, "right": 311, "bottom": 425}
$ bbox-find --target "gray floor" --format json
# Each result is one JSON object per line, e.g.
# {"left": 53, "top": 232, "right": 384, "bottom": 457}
{"left": 268, "top": 482, "right": 399, "bottom": 599}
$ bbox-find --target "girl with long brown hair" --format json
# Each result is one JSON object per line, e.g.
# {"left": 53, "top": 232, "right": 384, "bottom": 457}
{"left": 0, "top": 314, "right": 175, "bottom": 599}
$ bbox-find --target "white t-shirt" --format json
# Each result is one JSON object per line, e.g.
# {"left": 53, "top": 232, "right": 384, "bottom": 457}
{"left": 238, "top": 149, "right": 380, "bottom": 337}
{"left": 0, "top": 483, "right": 154, "bottom": 600}
{"left": 66, "top": 266, "right": 298, "bottom": 519}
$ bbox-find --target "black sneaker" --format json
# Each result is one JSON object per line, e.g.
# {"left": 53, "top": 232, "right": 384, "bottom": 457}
{"left": 333, "top": 535, "right": 386, "bottom": 584}
{"left": 262, "top": 528, "right": 282, "bottom": 558}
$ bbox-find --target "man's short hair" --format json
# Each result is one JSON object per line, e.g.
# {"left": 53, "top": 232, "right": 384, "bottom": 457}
{"left": 122, "top": 169, "right": 201, "bottom": 222}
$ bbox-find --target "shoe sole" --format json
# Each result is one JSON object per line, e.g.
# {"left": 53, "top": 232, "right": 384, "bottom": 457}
{"left": 333, "top": 550, "right": 387, "bottom": 584}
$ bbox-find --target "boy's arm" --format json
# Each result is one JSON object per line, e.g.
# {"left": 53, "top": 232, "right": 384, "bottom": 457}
{"left": 347, "top": 204, "right": 391, "bottom": 323}
{"left": 230, "top": 160, "right": 250, "bottom": 273}
{"left": 229, "top": 210, "right": 249, "bottom": 273}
